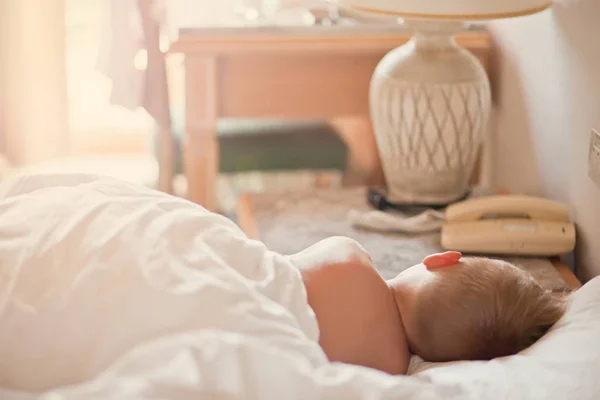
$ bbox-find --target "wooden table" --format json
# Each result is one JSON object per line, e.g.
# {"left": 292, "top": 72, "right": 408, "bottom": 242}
{"left": 170, "top": 26, "right": 492, "bottom": 211}
{"left": 237, "top": 188, "right": 582, "bottom": 291}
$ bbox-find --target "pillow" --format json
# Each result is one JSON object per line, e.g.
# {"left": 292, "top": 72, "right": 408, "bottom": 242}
{"left": 410, "top": 276, "right": 600, "bottom": 398}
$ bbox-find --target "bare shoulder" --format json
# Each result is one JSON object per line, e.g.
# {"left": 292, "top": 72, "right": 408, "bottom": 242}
{"left": 289, "top": 236, "right": 377, "bottom": 281}
{"left": 288, "top": 236, "right": 387, "bottom": 309}
{"left": 288, "top": 237, "right": 409, "bottom": 375}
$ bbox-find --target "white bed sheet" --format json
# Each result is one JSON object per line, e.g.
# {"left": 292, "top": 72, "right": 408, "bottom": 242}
{"left": 0, "top": 174, "right": 598, "bottom": 400}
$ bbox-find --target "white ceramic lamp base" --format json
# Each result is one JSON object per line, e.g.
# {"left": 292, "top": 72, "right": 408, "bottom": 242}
{"left": 370, "top": 20, "right": 491, "bottom": 205}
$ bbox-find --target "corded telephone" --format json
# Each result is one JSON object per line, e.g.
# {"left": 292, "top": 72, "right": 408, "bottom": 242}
{"left": 441, "top": 195, "right": 576, "bottom": 257}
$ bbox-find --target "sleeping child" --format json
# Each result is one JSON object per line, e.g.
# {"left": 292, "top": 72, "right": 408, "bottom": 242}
{"left": 291, "top": 237, "right": 567, "bottom": 375}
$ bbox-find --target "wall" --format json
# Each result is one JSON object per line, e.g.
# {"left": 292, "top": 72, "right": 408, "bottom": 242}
{"left": 489, "top": 0, "right": 600, "bottom": 281}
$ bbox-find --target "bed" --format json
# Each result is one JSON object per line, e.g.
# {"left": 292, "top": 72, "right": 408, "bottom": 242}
{"left": 0, "top": 174, "right": 598, "bottom": 399}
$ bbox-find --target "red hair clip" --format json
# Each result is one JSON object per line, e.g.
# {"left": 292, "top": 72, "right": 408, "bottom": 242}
{"left": 423, "top": 251, "right": 463, "bottom": 270}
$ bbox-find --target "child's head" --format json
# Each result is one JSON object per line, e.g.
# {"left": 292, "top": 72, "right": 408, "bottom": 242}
{"left": 388, "top": 254, "right": 568, "bottom": 362}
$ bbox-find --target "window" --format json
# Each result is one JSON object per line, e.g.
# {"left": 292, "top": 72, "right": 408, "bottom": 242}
{"left": 65, "top": 0, "right": 153, "bottom": 155}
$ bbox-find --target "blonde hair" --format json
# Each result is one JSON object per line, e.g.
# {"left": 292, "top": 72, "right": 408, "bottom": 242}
{"left": 410, "top": 258, "right": 568, "bottom": 362}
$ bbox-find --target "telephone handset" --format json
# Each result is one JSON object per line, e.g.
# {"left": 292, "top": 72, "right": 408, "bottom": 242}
{"left": 441, "top": 195, "right": 576, "bottom": 257}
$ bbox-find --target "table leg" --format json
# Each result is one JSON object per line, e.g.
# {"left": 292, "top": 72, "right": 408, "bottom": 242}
{"left": 330, "top": 116, "right": 385, "bottom": 187}
{"left": 157, "top": 125, "right": 175, "bottom": 194}
{"left": 183, "top": 56, "right": 219, "bottom": 211}
{"left": 183, "top": 126, "right": 219, "bottom": 211}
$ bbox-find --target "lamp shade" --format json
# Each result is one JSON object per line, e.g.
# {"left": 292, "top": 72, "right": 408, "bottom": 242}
{"left": 332, "top": 0, "right": 551, "bottom": 20}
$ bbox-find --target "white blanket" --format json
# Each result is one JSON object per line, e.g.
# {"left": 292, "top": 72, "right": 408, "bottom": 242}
{"left": 0, "top": 174, "right": 598, "bottom": 399}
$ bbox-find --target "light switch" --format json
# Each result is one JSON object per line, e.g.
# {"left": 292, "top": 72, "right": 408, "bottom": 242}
{"left": 589, "top": 128, "right": 600, "bottom": 188}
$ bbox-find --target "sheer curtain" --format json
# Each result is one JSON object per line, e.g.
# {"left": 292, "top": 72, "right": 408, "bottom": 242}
{"left": 0, "top": 0, "right": 157, "bottom": 166}
{"left": 66, "top": 0, "right": 154, "bottom": 155}
{"left": 0, "top": 0, "right": 69, "bottom": 165}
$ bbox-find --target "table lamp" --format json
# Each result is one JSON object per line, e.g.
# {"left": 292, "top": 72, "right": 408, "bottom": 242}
{"left": 333, "top": 0, "right": 551, "bottom": 207}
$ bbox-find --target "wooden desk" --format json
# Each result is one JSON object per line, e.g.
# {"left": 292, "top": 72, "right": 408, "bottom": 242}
{"left": 170, "top": 26, "right": 492, "bottom": 211}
